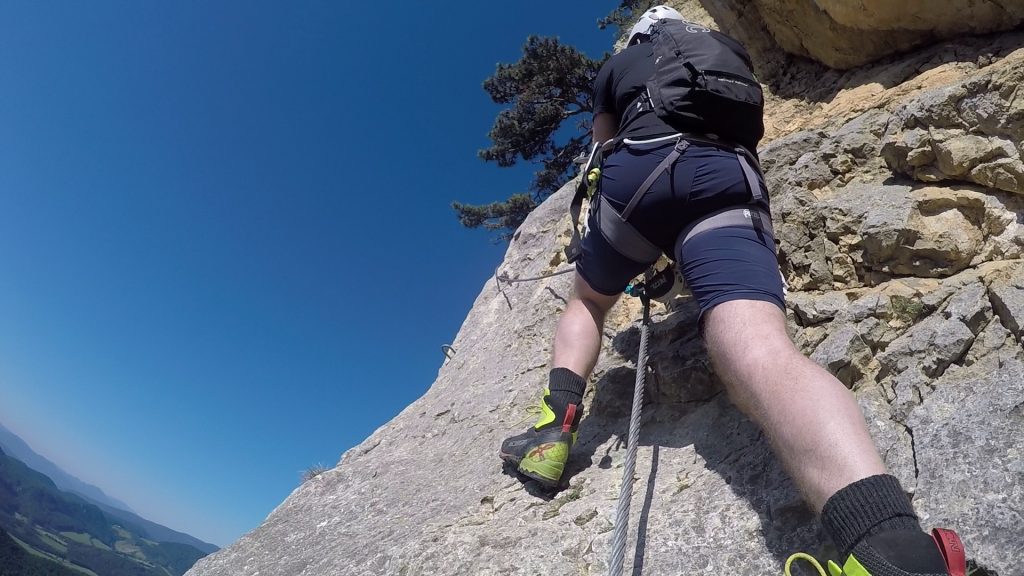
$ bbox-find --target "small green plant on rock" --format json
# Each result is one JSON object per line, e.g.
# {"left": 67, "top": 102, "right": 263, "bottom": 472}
{"left": 672, "top": 472, "right": 693, "bottom": 496}
{"left": 889, "top": 295, "right": 925, "bottom": 324}
{"left": 301, "top": 463, "right": 330, "bottom": 483}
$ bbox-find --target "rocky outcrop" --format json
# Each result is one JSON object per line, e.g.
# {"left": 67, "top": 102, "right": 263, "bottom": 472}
{"left": 881, "top": 50, "right": 1024, "bottom": 195}
{"left": 186, "top": 6, "right": 1024, "bottom": 576}
{"left": 666, "top": 0, "right": 1024, "bottom": 70}
{"left": 814, "top": 0, "right": 1024, "bottom": 34}
{"left": 755, "top": 0, "right": 1024, "bottom": 69}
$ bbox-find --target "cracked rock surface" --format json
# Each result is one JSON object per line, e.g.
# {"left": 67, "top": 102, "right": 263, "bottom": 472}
{"left": 186, "top": 5, "right": 1023, "bottom": 576}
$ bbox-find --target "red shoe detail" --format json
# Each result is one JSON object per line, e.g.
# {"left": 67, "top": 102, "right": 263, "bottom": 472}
{"left": 562, "top": 403, "right": 577, "bottom": 433}
{"left": 529, "top": 442, "right": 556, "bottom": 461}
{"left": 931, "top": 528, "right": 966, "bottom": 576}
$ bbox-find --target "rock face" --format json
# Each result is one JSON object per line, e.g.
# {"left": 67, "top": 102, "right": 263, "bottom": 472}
{"left": 185, "top": 6, "right": 1024, "bottom": 576}
{"left": 881, "top": 51, "right": 1024, "bottom": 195}
{"left": 754, "top": 0, "right": 1024, "bottom": 69}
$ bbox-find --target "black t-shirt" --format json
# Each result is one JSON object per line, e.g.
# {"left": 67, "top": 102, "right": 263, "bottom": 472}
{"left": 593, "top": 43, "right": 677, "bottom": 141}
{"left": 593, "top": 42, "right": 758, "bottom": 150}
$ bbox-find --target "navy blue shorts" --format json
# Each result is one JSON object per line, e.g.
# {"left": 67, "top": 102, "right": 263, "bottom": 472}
{"left": 576, "top": 139, "right": 785, "bottom": 317}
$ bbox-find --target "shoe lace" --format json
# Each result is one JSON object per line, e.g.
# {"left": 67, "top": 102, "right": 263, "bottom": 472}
{"left": 783, "top": 552, "right": 833, "bottom": 576}
{"left": 517, "top": 404, "right": 543, "bottom": 426}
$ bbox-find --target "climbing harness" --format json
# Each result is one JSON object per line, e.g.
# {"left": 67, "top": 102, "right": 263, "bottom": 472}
{"left": 607, "top": 273, "right": 655, "bottom": 576}
{"left": 502, "top": 131, "right": 769, "bottom": 303}
{"left": 565, "top": 132, "right": 773, "bottom": 270}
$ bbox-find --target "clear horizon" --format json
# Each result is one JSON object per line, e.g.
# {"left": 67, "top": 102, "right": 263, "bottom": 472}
{"left": 0, "top": 0, "right": 618, "bottom": 548}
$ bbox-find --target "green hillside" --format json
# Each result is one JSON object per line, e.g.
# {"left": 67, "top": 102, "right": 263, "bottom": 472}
{"left": 0, "top": 529, "right": 82, "bottom": 576}
{"left": 0, "top": 447, "right": 207, "bottom": 576}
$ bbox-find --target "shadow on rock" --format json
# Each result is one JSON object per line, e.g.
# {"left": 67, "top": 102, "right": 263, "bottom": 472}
{"left": 498, "top": 462, "right": 558, "bottom": 501}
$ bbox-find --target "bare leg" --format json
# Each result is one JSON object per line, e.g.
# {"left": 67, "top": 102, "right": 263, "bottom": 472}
{"left": 498, "top": 273, "right": 621, "bottom": 486}
{"left": 552, "top": 273, "right": 620, "bottom": 378}
{"left": 703, "top": 299, "right": 887, "bottom": 512}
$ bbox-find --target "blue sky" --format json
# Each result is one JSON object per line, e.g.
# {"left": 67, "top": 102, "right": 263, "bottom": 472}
{"left": 0, "top": 1, "right": 618, "bottom": 547}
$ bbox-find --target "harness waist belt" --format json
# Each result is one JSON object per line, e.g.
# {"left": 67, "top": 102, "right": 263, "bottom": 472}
{"left": 566, "top": 133, "right": 768, "bottom": 267}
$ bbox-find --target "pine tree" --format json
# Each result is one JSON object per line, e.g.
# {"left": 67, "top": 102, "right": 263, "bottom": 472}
{"left": 451, "top": 194, "right": 536, "bottom": 241}
{"left": 598, "top": 0, "right": 656, "bottom": 34}
{"left": 452, "top": 36, "right": 606, "bottom": 239}
{"left": 454, "top": 3, "right": 656, "bottom": 240}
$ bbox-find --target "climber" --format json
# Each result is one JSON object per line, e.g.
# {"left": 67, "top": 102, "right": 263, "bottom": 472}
{"left": 499, "top": 6, "right": 955, "bottom": 576}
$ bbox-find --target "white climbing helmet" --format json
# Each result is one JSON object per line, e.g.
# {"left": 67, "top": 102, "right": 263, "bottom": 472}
{"left": 627, "top": 5, "right": 685, "bottom": 45}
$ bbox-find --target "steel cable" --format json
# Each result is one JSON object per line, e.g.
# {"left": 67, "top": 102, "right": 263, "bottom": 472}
{"left": 608, "top": 296, "right": 651, "bottom": 576}
{"left": 495, "top": 266, "right": 574, "bottom": 286}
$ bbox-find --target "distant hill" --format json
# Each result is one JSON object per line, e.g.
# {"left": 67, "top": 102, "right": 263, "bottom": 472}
{"left": 0, "top": 422, "right": 217, "bottom": 554}
{"left": 0, "top": 529, "right": 82, "bottom": 576}
{"left": 0, "top": 446, "right": 210, "bottom": 576}
{"left": 0, "top": 422, "right": 133, "bottom": 512}
{"left": 94, "top": 504, "right": 218, "bottom": 556}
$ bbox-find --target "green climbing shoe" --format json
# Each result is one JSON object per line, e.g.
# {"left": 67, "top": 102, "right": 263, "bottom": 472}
{"left": 783, "top": 528, "right": 965, "bottom": 576}
{"left": 499, "top": 388, "right": 581, "bottom": 487}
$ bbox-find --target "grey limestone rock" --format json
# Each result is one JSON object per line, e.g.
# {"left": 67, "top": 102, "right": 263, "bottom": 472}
{"left": 788, "top": 291, "right": 852, "bottom": 326}
{"left": 848, "top": 292, "right": 891, "bottom": 322}
{"left": 877, "top": 314, "right": 975, "bottom": 379}
{"left": 990, "top": 284, "right": 1024, "bottom": 340}
{"left": 940, "top": 282, "right": 990, "bottom": 335}
{"left": 964, "top": 316, "right": 1018, "bottom": 368}
{"left": 810, "top": 325, "right": 873, "bottom": 387}
{"left": 908, "top": 360, "right": 1024, "bottom": 568}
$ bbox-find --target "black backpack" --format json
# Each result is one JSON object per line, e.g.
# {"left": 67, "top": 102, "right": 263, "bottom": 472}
{"left": 645, "top": 19, "right": 764, "bottom": 149}
{"left": 564, "top": 21, "right": 771, "bottom": 268}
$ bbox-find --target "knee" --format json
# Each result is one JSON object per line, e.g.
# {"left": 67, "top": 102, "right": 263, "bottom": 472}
{"left": 711, "top": 343, "right": 787, "bottom": 420}
{"left": 708, "top": 329, "right": 801, "bottom": 398}
{"left": 718, "top": 340, "right": 782, "bottom": 378}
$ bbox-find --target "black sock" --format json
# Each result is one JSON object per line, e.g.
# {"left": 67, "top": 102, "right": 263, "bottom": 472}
{"left": 821, "top": 475, "right": 948, "bottom": 575}
{"left": 548, "top": 368, "right": 586, "bottom": 405}
{"left": 546, "top": 368, "right": 586, "bottom": 428}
